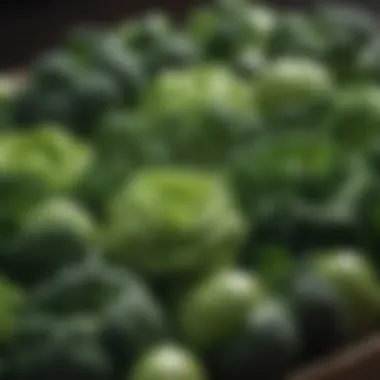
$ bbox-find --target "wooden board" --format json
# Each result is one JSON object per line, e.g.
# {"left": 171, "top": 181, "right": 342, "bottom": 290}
{"left": 289, "top": 334, "right": 380, "bottom": 380}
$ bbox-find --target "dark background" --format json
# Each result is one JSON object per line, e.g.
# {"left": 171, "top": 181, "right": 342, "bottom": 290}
{"left": 0, "top": 0, "right": 378, "bottom": 70}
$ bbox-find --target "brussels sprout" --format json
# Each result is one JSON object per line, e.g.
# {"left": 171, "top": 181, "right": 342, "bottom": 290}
{"left": 231, "top": 131, "right": 348, "bottom": 211}
{"left": 12, "top": 52, "right": 83, "bottom": 128}
{"left": 83, "top": 38, "right": 146, "bottom": 105}
{"left": 32, "top": 259, "right": 142, "bottom": 315}
{"left": 105, "top": 168, "right": 246, "bottom": 277}
{"left": 235, "top": 4, "right": 277, "bottom": 47}
{"left": 178, "top": 269, "right": 264, "bottom": 350}
{"left": 0, "top": 126, "right": 93, "bottom": 226}
{"left": 66, "top": 27, "right": 146, "bottom": 104}
{"left": 0, "top": 126, "right": 93, "bottom": 193}
{"left": 3, "top": 229, "right": 94, "bottom": 289}
{"left": 187, "top": 2, "right": 276, "bottom": 61}
{"left": 142, "top": 33, "right": 201, "bottom": 76}
{"left": 187, "top": 6, "right": 241, "bottom": 60}
{"left": 287, "top": 270, "right": 353, "bottom": 359}
{"left": 140, "top": 65, "right": 258, "bottom": 165}
{"left": 130, "top": 344, "right": 207, "bottom": 380}
{"left": 241, "top": 154, "right": 368, "bottom": 257}
{"left": 0, "top": 197, "right": 98, "bottom": 288}
{"left": 7, "top": 314, "right": 111, "bottom": 380}
{"left": 313, "top": 4, "right": 377, "bottom": 81}
{"left": 65, "top": 25, "right": 111, "bottom": 61}
{"left": 78, "top": 109, "right": 168, "bottom": 218}
{"left": 311, "top": 249, "right": 380, "bottom": 335}
{"left": 9, "top": 84, "right": 76, "bottom": 128}
{"left": 30, "top": 50, "right": 83, "bottom": 91}
{"left": 22, "top": 197, "right": 96, "bottom": 241}
{"left": 25, "top": 40, "right": 135, "bottom": 133}
{"left": 100, "top": 286, "right": 167, "bottom": 374}
{"left": 214, "top": 298, "right": 301, "bottom": 380}
{"left": 68, "top": 70, "right": 123, "bottom": 134}
{"left": 144, "top": 65, "right": 253, "bottom": 116}
{"left": 231, "top": 47, "right": 266, "bottom": 80}
{"left": 315, "top": 4, "right": 376, "bottom": 48}
{"left": 266, "top": 12, "right": 326, "bottom": 59}
{"left": 120, "top": 11, "right": 173, "bottom": 51}
{"left": 256, "top": 57, "right": 334, "bottom": 126}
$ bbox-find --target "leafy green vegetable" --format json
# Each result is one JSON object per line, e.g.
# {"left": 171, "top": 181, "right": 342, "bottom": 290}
{"left": 140, "top": 65, "right": 258, "bottom": 165}
{"left": 0, "top": 126, "right": 93, "bottom": 193}
{"left": 287, "top": 269, "right": 352, "bottom": 359}
{"left": 313, "top": 4, "right": 377, "bottom": 82}
{"left": 7, "top": 314, "right": 111, "bottom": 380}
{"left": 33, "top": 259, "right": 141, "bottom": 315}
{"left": 256, "top": 57, "right": 334, "bottom": 126}
{"left": 100, "top": 285, "right": 167, "bottom": 375}
{"left": 214, "top": 299, "right": 301, "bottom": 380}
{"left": 120, "top": 11, "right": 173, "bottom": 51}
{"left": 178, "top": 269, "right": 264, "bottom": 350}
{"left": 311, "top": 249, "right": 380, "bottom": 335}
{"left": 30, "top": 50, "right": 83, "bottom": 91}
{"left": 105, "top": 168, "right": 246, "bottom": 277}
{"left": 187, "top": 2, "right": 276, "bottom": 61}
{"left": 266, "top": 12, "right": 326, "bottom": 59}
{"left": 22, "top": 197, "right": 96, "bottom": 240}
{"left": 130, "top": 344, "right": 207, "bottom": 380}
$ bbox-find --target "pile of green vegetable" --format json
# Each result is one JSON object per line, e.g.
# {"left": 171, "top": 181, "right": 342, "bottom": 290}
{"left": 2, "top": 0, "right": 380, "bottom": 379}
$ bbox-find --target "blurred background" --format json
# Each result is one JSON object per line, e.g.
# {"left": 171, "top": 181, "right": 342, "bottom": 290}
{"left": 1, "top": 0, "right": 379, "bottom": 70}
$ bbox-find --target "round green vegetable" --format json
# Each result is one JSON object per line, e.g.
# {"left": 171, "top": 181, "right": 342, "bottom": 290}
{"left": 100, "top": 288, "right": 167, "bottom": 375}
{"left": 140, "top": 65, "right": 258, "bottom": 165}
{"left": 32, "top": 259, "right": 145, "bottom": 316}
{"left": 311, "top": 249, "right": 380, "bottom": 335}
{"left": 0, "top": 126, "right": 93, "bottom": 193}
{"left": 0, "top": 126, "right": 93, "bottom": 225}
{"left": 130, "top": 344, "right": 207, "bottom": 380}
{"left": 287, "top": 270, "right": 352, "bottom": 359}
{"left": 214, "top": 298, "right": 301, "bottom": 380}
{"left": 179, "top": 269, "right": 264, "bottom": 350}
{"left": 105, "top": 168, "right": 246, "bottom": 277}
{"left": 266, "top": 12, "right": 326, "bottom": 59}
{"left": 8, "top": 314, "right": 111, "bottom": 380}
{"left": 256, "top": 57, "right": 333, "bottom": 126}
{"left": 22, "top": 197, "right": 96, "bottom": 241}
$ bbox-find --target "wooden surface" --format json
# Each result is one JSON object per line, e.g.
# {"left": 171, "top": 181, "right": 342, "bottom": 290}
{"left": 289, "top": 334, "right": 380, "bottom": 380}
